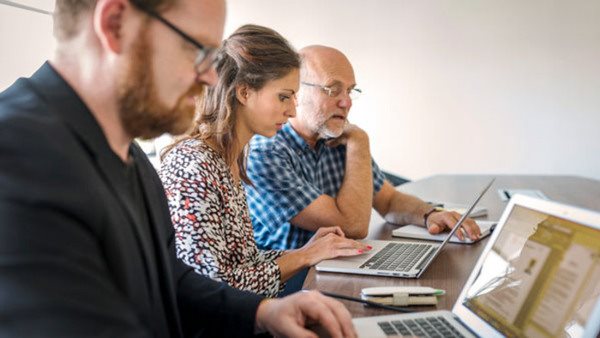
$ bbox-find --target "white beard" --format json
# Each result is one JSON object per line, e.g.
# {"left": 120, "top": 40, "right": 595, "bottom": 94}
{"left": 316, "top": 118, "right": 347, "bottom": 139}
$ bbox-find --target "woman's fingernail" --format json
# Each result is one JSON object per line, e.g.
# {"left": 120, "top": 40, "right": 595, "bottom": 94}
{"left": 367, "top": 245, "right": 373, "bottom": 250}
{"left": 358, "top": 249, "right": 364, "bottom": 254}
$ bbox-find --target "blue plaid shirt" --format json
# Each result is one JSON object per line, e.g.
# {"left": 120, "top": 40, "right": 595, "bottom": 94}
{"left": 245, "top": 123, "right": 385, "bottom": 250}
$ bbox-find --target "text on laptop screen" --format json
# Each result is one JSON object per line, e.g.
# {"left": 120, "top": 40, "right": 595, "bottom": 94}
{"left": 463, "top": 205, "right": 600, "bottom": 338}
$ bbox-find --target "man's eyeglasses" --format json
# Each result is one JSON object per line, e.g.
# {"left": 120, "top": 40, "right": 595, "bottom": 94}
{"left": 301, "top": 82, "right": 362, "bottom": 100}
{"left": 130, "top": 1, "right": 219, "bottom": 75}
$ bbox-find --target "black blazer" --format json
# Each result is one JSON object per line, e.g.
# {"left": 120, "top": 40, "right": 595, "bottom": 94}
{"left": 0, "top": 63, "right": 263, "bottom": 337}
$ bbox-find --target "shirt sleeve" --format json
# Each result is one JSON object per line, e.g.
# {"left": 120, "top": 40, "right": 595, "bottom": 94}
{"left": 245, "top": 144, "right": 322, "bottom": 234}
{"left": 372, "top": 157, "right": 386, "bottom": 194}
{"left": 160, "top": 146, "right": 284, "bottom": 297}
{"left": 257, "top": 249, "right": 285, "bottom": 262}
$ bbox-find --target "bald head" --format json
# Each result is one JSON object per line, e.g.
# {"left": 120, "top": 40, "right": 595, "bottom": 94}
{"left": 299, "top": 45, "right": 355, "bottom": 84}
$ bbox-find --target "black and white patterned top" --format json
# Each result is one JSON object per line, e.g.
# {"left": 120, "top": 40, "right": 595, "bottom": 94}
{"left": 159, "top": 139, "right": 284, "bottom": 297}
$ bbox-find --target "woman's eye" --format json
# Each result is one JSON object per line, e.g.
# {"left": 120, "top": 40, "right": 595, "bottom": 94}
{"left": 279, "top": 94, "right": 290, "bottom": 102}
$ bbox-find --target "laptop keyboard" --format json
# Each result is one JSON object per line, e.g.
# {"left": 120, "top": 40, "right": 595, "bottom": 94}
{"left": 377, "top": 316, "right": 466, "bottom": 337}
{"left": 360, "top": 243, "right": 431, "bottom": 272}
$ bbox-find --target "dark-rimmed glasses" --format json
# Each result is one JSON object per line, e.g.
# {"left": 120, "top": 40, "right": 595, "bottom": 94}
{"left": 130, "top": 1, "right": 219, "bottom": 75}
{"left": 301, "top": 82, "right": 362, "bottom": 100}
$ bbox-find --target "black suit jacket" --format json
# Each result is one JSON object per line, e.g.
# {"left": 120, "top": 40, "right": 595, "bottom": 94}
{"left": 0, "top": 63, "right": 263, "bottom": 337}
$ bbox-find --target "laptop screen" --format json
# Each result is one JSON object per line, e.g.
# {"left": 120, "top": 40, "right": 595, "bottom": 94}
{"left": 462, "top": 204, "right": 600, "bottom": 338}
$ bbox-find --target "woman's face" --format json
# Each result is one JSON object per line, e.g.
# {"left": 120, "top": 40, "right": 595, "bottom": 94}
{"left": 240, "top": 69, "right": 300, "bottom": 138}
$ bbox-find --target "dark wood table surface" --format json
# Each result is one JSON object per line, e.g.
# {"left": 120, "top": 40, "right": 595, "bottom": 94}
{"left": 302, "top": 174, "right": 600, "bottom": 317}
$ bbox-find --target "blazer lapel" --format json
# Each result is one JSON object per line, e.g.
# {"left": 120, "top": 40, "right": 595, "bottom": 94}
{"left": 28, "top": 62, "right": 159, "bottom": 291}
{"left": 132, "top": 145, "right": 182, "bottom": 331}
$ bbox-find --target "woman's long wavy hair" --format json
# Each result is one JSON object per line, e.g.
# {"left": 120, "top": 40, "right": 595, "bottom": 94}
{"left": 162, "top": 24, "right": 300, "bottom": 184}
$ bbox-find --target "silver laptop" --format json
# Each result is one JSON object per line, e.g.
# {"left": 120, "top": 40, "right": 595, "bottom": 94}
{"left": 352, "top": 195, "right": 600, "bottom": 338}
{"left": 316, "top": 179, "right": 494, "bottom": 278}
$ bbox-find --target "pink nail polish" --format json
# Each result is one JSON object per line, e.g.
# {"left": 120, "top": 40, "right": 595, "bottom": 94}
{"left": 358, "top": 249, "right": 364, "bottom": 254}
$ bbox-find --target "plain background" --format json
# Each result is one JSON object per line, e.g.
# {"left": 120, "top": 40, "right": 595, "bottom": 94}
{"left": 2, "top": 0, "right": 599, "bottom": 181}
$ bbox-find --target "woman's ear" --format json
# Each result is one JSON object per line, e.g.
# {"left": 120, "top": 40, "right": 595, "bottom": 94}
{"left": 236, "top": 84, "right": 250, "bottom": 106}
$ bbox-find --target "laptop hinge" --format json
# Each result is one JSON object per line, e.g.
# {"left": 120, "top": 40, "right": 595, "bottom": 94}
{"left": 414, "top": 247, "right": 437, "bottom": 271}
{"left": 454, "top": 314, "right": 480, "bottom": 338}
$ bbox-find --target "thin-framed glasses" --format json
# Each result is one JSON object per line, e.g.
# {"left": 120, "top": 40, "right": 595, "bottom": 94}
{"left": 130, "top": 1, "right": 219, "bottom": 75}
{"left": 301, "top": 81, "right": 362, "bottom": 100}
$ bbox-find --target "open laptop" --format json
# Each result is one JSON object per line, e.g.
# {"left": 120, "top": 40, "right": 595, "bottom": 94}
{"left": 316, "top": 179, "right": 494, "bottom": 278}
{"left": 351, "top": 195, "right": 600, "bottom": 338}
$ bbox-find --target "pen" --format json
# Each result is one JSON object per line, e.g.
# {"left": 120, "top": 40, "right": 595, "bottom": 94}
{"left": 503, "top": 190, "right": 511, "bottom": 200}
{"left": 317, "top": 290, "right": 413, "bottom": 313}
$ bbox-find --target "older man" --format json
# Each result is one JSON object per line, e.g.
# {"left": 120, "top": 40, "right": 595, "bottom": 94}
{"left": 0, "top": 2, "right": 354, "bottom": 337}
{"left": 246, "top": 45, "right": 481, "bottom": 251}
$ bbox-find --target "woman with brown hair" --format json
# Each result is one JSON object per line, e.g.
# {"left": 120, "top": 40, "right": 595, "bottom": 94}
{"left": 159, "top": 24, "right": 369, "bottom": 297}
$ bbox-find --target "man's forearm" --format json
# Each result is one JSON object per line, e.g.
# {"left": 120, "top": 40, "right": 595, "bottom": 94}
{"left": 383, "top": 191, "right": 431, "bottom": 226}
{"left": 335, "top": 135, "right": 373, "bottom": 238}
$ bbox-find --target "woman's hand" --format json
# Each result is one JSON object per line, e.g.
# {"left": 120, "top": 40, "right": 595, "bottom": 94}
{"left": 298, "top": 226, "right": 371, "bottom": 266}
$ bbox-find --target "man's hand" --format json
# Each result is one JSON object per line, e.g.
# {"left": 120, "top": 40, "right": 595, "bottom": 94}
{"left": 426, "top": 211, "right": 481, "bottom": 241}
{"left": 325, "top": 123, "right": 369, "bottom": 148}
{"left": 255, "top": 291, "right": 357, "bottom": 338}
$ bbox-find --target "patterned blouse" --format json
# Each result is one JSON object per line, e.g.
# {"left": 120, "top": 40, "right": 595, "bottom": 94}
{"left": 159, "top": 139, "right": 284, "bottom": 297}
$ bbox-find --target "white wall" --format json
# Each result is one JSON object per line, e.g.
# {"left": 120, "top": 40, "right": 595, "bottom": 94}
{"left": 0, "top": 1, "right": 54, "bottom": 90}
{"left": 226, "top": 0, "right": 600, "bottom": 181}
{"left": 2, "top": 1, "right": 599, "bottom": 180}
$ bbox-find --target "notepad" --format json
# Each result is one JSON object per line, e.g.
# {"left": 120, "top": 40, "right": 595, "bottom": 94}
{"left": 497, "top": 189, "right": 548, "bottom": 202}
{"left": 391, "top": 220, "right": 497, "bottom": 244}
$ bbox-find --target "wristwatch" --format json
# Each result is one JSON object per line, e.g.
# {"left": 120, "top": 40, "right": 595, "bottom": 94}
{"left": 423, "top": 206, "right": 444, "bottom": 228}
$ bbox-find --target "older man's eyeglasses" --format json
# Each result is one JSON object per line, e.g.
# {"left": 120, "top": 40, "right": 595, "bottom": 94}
{"left": 130, "top": 1, "right": 219, "bottom": 75}
{"left": 301, "top": 82, "right": 362, "bottom": 100}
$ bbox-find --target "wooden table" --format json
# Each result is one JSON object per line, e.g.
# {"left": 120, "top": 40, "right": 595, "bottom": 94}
{"left": 303, "top": 174, "right": 600, "bottom": 317}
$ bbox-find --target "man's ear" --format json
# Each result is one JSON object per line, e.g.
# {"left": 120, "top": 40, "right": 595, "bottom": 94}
{"left": 93, "top": 0, "right": 129, "bottom": 54}
{"left": 236, "top": 84, "right": 250, "bottom": 106}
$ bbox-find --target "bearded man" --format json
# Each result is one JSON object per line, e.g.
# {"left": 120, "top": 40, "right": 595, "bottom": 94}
{"left": 245, "top": 45, "right": 482, "bottom": 251}
{"left": 0, "top": 2, "right": 356, "bottom": 337}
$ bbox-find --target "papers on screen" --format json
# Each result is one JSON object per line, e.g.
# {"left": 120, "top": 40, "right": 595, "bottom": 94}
{"left": 392, "top": 221, "right": 497, "bottom": 244}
